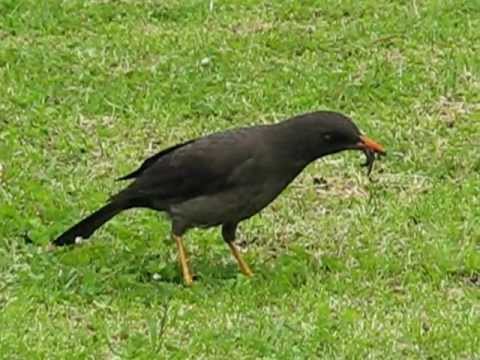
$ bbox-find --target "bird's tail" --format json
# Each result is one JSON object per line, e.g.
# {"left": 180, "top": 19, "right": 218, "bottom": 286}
{"left": 53, "top": 201, "right": 127, "bottom": 246}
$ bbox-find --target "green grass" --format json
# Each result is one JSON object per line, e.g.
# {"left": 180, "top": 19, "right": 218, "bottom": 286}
{"left": 1, "top": 0, "right": 480, "bottom": 358}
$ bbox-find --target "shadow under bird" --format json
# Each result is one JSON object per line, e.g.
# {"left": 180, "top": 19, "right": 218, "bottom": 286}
{"left": 52, "top": 111, "right": 386, "bottom": 285}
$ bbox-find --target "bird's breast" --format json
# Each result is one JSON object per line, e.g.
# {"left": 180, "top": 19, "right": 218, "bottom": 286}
{"left": 168, "top": 176, "right": 295, "bottom": 229}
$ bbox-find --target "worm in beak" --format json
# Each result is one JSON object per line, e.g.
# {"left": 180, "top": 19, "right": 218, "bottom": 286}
{"left": 358, "top": 136, "right": 386, "bottom": 177}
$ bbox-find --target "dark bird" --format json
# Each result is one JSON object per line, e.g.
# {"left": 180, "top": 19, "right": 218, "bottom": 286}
{"left": 52, "top": 111, "right": 385, "bottom": 285}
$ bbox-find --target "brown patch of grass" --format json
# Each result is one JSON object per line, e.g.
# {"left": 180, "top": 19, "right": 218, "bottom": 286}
{"left": 434, "top": 95, "right": 474, "bottom": 128}
{"left": 231, "top": 20, "right": 273, "bottom": 35}
{"left": 310, "top": 174, "right": 369, "bottom": 199}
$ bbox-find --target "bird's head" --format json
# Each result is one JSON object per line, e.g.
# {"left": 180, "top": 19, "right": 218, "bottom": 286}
{"left": 283, "top": 111, "right": 386, "bottom": 175}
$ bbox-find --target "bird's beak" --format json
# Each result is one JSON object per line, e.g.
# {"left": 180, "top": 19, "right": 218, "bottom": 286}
{"left": 357, "top": 135, "right": 386, "bottom": 155}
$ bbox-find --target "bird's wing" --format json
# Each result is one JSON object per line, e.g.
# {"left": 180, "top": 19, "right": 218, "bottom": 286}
{"left": 113, "top": 130, "right": 258, "bottom": 203}
{"left": 116, "top": 139, "right": 195, "bottom": 181}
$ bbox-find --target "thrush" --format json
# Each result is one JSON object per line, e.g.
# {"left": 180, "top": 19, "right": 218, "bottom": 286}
{"left": 53, "top": 111, "right": 386, "bottom": 285}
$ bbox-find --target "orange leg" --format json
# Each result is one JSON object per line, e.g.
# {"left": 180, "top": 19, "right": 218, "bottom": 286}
{"left": 227, "top": 242, "right": 253, "bottom": 277}
{"left": 173, "top": 234, "right": 193, "bottom": 286}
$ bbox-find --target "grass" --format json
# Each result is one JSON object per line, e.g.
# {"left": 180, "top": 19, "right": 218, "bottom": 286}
{"left": 1, "top": 0, "right": 480, "bottom": 358}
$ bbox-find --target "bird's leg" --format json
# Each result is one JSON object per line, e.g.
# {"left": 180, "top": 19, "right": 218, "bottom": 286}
{"left": 172, "top": 234, "right": 193, "bottom": 286}
{"left": 227, "top": 242, "right": 253, "bottom": 277}
{"left": 222, "top": 223, "right": 253, "bottom": 277}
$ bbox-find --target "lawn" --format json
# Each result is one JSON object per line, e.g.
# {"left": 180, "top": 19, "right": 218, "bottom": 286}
{"left": 1, "top": 0, "right": 479, "bottom": 358}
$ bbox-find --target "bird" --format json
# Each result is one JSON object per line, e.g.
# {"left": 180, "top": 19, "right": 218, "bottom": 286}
{"left": 52, "top": 111, "right": 385, "bottom": 285}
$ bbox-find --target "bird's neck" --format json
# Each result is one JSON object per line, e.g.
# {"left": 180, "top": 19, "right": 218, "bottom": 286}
{"left": 270, "top": 121, "right": 323, "bottom": 165}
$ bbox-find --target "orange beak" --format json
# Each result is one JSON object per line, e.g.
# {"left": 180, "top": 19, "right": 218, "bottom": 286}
{"left": 358, "top": 135, "right": 386, "bottom": 155}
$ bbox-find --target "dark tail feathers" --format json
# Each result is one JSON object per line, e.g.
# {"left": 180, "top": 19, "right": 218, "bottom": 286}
{"left": 53, "top": 201, "right": 126, "bottom": 246}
